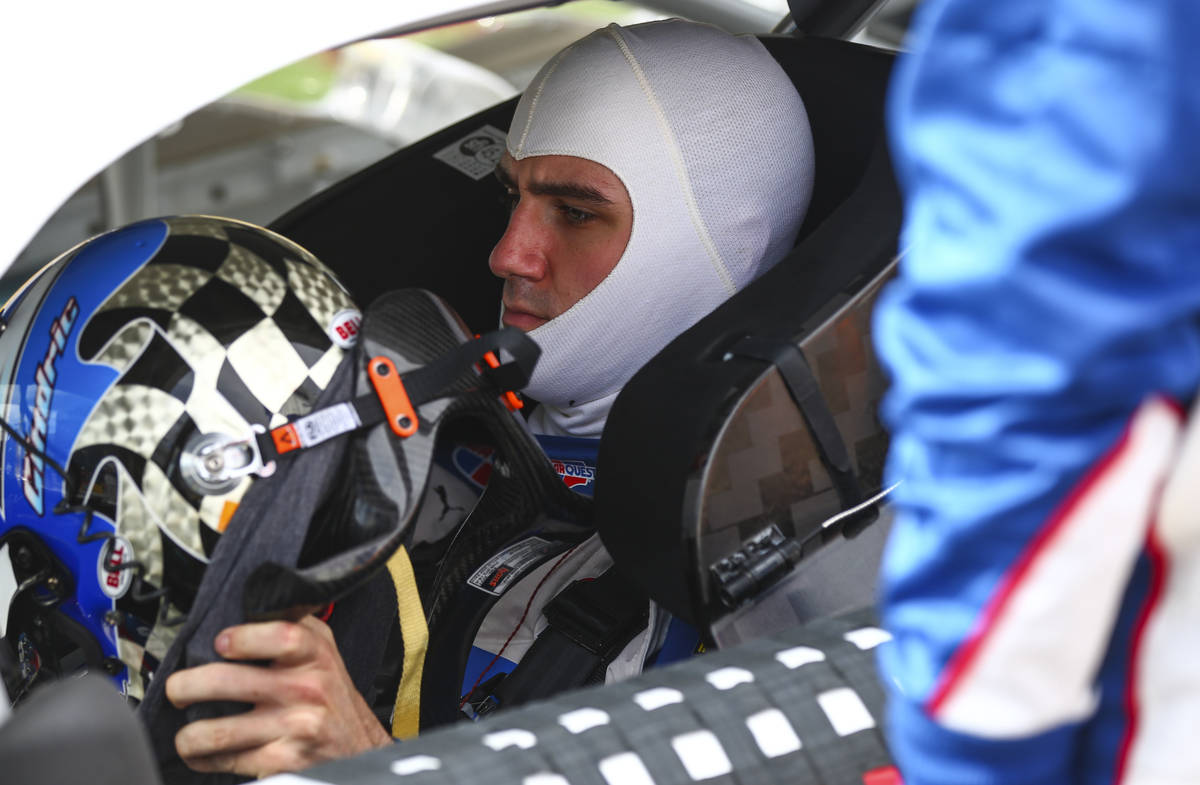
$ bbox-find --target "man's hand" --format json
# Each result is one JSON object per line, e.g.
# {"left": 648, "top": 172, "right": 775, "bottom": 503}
{"left": 165, "top": 615, "right": 393, "bottom": 778}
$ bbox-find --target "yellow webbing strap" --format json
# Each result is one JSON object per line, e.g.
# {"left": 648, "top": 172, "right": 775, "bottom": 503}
{"left": 385, "top": 545, "right": 428, "bottom": 740}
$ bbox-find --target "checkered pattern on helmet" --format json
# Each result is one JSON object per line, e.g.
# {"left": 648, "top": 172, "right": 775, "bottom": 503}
{"left": 112, "top": 467, "right": 165, "bottom": 586}
{"left": 285, "top": 256, "right": 353, "bottom": 330}
{"left": 100, "top": 263, "right": 212, "bottom": 314}
{"left": 69, "top": 216, "right": 357, "bottom": 567}
{"left": 216, "top": 242, "right": 288, "bottom": 314}
{"left": 166, "top": 215, "right": 233, "bottom": 241}
{"left": 74, "top": 386, "right": 187, "bottom": 464}
{"left": 90, "top": 320, "right": 155, "bottom": 375}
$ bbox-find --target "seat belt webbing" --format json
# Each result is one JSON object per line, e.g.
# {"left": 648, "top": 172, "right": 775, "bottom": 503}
{"left": 386, "top": 545, "right": 428, "bottom": 740}
{"left": 730, "top": 335, "right": 875, "bottom": 536}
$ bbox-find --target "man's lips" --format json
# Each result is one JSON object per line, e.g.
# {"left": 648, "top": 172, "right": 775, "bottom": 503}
{"left": 501, "top": 305, "right": 548, "bottom": 331}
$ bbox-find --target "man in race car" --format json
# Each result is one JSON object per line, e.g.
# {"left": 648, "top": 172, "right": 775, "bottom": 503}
{"left": 165, "top": 17, "right": 814, "bottom": 778}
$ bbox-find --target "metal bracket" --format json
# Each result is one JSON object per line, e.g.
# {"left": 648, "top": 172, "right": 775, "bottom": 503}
{"left": 178, "top": 426, "right": 275, "bottom": 496}
{"left": 710, "top": 524, "right": 804, "bottom": 609}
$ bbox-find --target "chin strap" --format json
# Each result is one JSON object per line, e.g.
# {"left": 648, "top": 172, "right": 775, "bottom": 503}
{"left": 264, "top": 326, "right": 538, "bottom": 459}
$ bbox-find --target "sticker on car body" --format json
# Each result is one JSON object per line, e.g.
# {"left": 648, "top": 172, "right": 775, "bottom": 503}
{"left": 433, "top": 125, "right": 507, "bottom": 180}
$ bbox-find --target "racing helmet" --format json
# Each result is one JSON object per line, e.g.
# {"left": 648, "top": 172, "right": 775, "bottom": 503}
{"left": 0, "top": 216, "right": 362, "bottom": 701}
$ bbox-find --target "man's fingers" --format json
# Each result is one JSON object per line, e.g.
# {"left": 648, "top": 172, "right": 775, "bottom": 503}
{"left": 174, "top": 710, "right": 282, "bottom": 761}
{"left": 170, "top": 613, "right": 386, "bottom": 778}
{"left": 176, "top": 711, "right": 334, "bottom": 778}
{"left": 180, "top": 742, "right": 304, "bottom": 779}
{"left": 216, "top": 620, "right": 321, "bottom": 665}
{"left": 166, "top": 662, "right": 283, "bottom": 708}
{"left": 298, "top": 613, "right": 337, "bottom": 644}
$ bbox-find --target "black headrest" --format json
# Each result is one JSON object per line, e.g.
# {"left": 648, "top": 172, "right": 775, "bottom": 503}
{"left": 757, "top": 35, "right": 894, "bottom": 235}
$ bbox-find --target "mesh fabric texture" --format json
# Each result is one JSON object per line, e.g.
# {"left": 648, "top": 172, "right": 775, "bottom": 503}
{"left": 508, "top": 19, "right": 813, "bottom": 436}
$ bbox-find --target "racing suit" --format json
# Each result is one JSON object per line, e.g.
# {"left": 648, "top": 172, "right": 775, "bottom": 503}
{"left": 874, "top": 1, "right": 1200, "bottom": 783}
{"left": 405, "top": 431, "right": 696, "bottom": 724}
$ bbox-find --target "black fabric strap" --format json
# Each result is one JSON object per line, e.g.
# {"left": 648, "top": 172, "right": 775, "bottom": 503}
{"left": 256, "top": 327, "right": 538, "bottom": 463}
{"left": 730, "top": 335, "right": 873, "bottom": 536}
{"left": 399, "top": 326, "right": 538, "bottom": 406}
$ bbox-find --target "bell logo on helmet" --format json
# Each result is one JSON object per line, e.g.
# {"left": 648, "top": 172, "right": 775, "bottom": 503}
{"left": 21, "top": 296, "right": 79, "bottom": 516}
{"left": 97, "top": 536, "right": 135, "bottom": 599}
{"left": 328, "top": 308, "right": 363, "bottom": 349}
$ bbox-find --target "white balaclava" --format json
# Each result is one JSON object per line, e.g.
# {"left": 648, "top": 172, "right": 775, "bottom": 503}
{"left": 509, "top": 19, "right": 814, "bottom": 437}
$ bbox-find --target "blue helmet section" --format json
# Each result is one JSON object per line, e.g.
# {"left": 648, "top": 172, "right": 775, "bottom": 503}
{"left": 1, "top": 220, "right": 168, "bottom": 692}
{"left": 0, "top": 215, "right": 360, "bottom": 700}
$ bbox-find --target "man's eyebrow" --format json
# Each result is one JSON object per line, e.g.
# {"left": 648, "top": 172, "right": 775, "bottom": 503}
{"left": 493, "top": 164, "right": 615, "bottom": 206}
{"left": 526, "top": 180, "right": 614, "bottom": 205}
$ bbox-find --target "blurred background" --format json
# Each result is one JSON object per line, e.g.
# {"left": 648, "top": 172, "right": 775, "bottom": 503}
{"left": 8, "top": 0, "right": 917, "bottom": 300}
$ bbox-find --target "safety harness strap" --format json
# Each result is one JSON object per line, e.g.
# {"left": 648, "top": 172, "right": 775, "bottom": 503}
{"left": 731, "top": 335, "right": 874, "bottom": 536}
{"left": 258, "top": 328, "right": 536, "bottom": 461}
{"left": 385, "top": 546, "right": 427, "bottom": 740}
{"left": 466, "top": 568, "right": 649, "bottom": 717}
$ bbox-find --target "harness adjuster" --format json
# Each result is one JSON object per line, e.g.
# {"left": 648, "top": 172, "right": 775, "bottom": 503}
{"left": 368, "top": 355, "right": 419, "bottom": 437}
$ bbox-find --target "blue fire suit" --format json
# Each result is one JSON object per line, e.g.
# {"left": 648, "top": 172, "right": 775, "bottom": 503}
{"left": 874, "top": 1, "right": 1200, "bottom": 783}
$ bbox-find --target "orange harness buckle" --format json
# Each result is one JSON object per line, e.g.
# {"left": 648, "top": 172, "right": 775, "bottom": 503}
{"left": 476, "top": 337, "right": 524, "bottom": 412}
{"left": 368, "top": 356, "right": 419, "bottom": 437}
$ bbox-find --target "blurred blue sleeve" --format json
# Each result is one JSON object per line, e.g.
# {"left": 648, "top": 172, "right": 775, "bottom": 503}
{"left": 874, "top": 0, "right": 1200, "bottom": 782}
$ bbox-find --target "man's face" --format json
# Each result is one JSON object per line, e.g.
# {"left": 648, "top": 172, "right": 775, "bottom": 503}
{"left": 489, "top": 153, "right": 633, "bottom": 332}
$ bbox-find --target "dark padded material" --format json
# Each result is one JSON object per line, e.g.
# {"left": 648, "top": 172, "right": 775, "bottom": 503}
{"left": 292, "top": 607, "right": 893, "bottom": 785}
{"left": 0, "top": 675, "right": 163, "bottom": 785}
{"left": 596, "top": 37, "right": 899, "bottom": 626}
{"left": 762, "top": 36, "right": 896, "bottom": 238}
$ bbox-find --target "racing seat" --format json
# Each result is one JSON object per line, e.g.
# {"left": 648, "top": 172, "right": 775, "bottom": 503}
{"left": 598, "top": 35, "right": 900, "bottom": 642}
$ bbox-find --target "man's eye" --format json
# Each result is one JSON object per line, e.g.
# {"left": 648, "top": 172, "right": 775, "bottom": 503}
{"left": 499, "top": 190, "right": 518, "bottom": 212}
{"left": 557, "top": 204, "right": 594, "bottom": 225}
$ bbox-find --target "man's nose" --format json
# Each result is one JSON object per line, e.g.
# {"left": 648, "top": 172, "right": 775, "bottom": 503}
{"left": 488, "top": 205, "right": 548, "bottom": 281}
